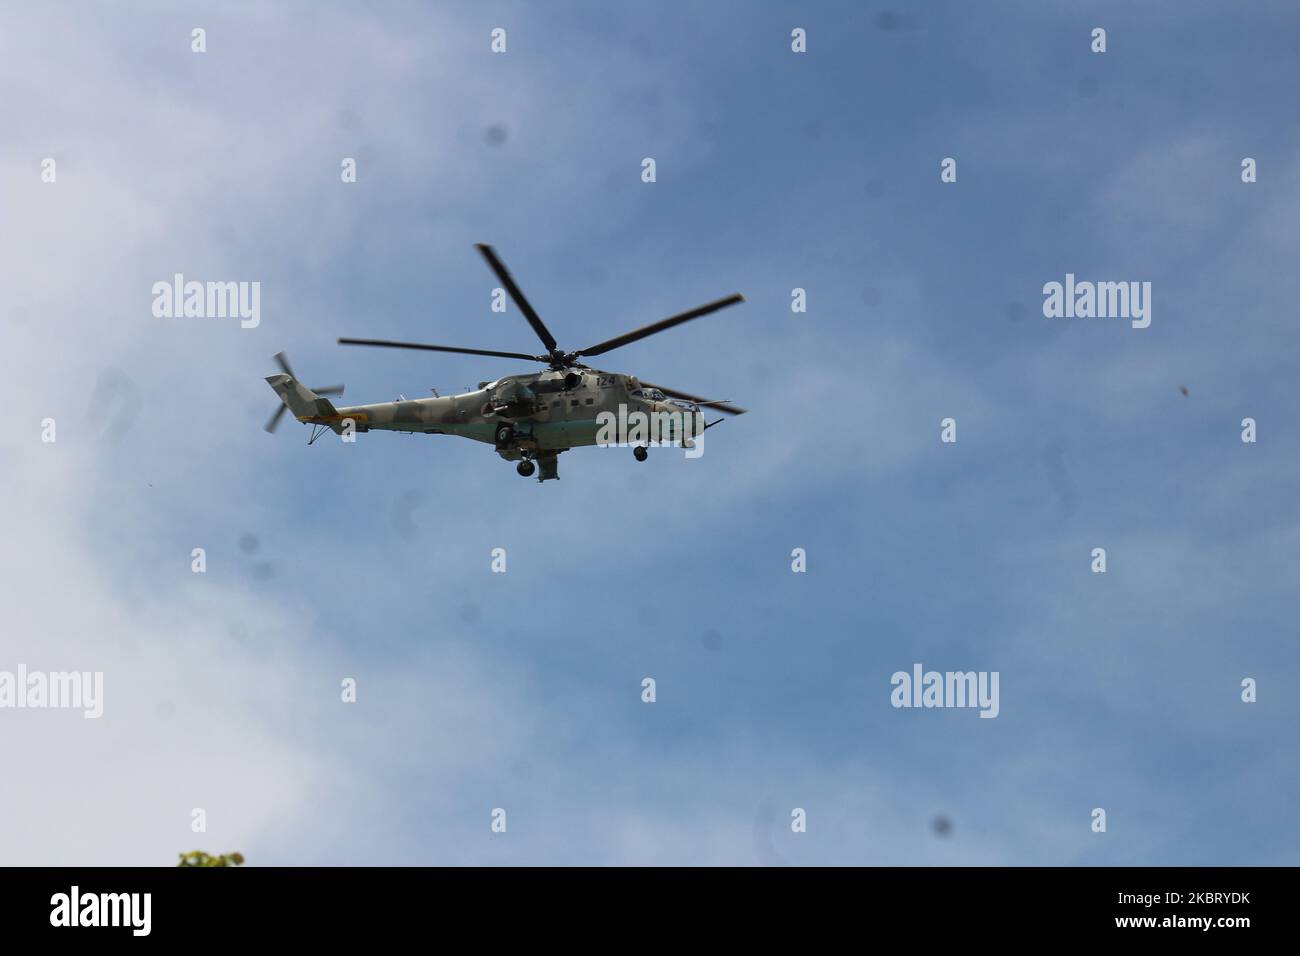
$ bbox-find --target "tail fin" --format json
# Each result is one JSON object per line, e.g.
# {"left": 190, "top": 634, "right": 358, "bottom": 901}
{"left": 265, "top": 373, "right": 338, "bottom": 421}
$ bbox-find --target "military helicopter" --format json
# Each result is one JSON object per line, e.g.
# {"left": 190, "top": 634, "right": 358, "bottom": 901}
{"left": 264, "top": 244, "right": 746, "bottom": 481}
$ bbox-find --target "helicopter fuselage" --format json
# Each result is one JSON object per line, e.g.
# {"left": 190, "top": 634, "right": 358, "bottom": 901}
{"left": 300, "top": 368, "right": 701, "bottom": 456}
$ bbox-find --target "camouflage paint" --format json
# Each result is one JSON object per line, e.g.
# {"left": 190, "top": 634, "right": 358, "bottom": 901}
{"left": 266, "top": 368, "right": 702, "bottom": 481}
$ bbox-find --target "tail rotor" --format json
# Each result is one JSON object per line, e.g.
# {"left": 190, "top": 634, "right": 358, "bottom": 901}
{"left": 264, "top": 352, "right": 345, "bottom": 433}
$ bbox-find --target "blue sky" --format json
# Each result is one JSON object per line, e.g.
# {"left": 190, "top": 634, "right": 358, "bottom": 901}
{"left": 1, "top": 0, "right": 1297, "bottom": 864}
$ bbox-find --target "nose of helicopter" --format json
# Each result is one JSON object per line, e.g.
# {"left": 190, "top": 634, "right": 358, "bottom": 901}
{"left": 687, "top": 407, "right": 707, "bottom": 444}
{"left": 663, "top": 402, "right": 707, "bottom": 447}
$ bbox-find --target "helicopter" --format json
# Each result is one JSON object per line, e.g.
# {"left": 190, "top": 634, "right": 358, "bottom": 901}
{"left": 264, "top": 244, "right": 747, "bottom": 481}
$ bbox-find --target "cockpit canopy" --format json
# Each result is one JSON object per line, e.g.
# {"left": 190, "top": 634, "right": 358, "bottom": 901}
{"left": 630, "top": 387, "right": 666, "bottom": 401}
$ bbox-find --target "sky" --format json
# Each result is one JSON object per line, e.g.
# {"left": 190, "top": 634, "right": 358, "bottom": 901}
{"left": 1, "top": 0, "right": 1297, "bottom": 865}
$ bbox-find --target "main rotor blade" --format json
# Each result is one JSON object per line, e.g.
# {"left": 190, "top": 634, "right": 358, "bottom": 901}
{"left": 474, "top": 243, "right": 558, "bottom": 352}
{"left": 273, "top": 351, "right": 296, "bottom": 379}
{"left": 576, "top": 294, "right": 744, "bottom": 359}
{"left": 312, "top": 384, "right": 346, "bottom": 396}
{"left": 641, "top": 381, "right": 747, "bottom": 415}
{"left": 338, "top": 338, "right": 544, "bottom": 362}
{"left": 264, "top": 404, "right": 288, "bottom": 433}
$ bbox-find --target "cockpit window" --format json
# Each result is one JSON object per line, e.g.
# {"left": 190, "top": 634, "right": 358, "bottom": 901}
{"left": 632, "top": 388, "right": 666, "bottom": 401}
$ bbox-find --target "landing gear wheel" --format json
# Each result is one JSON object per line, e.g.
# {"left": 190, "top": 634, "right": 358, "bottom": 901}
{"left": 495, "top": 424, "right": 514, "bottom": 446}
{"left": 633, "top": 445, "right": 648, "bottom": 462}
{"left": 517, "top": 460, "right": 536, "bottom": 478}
